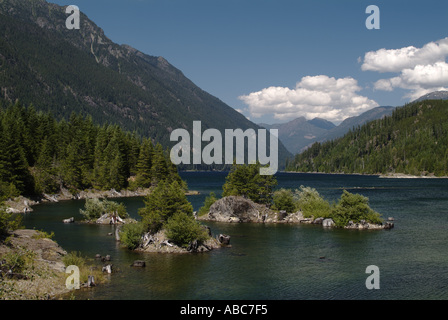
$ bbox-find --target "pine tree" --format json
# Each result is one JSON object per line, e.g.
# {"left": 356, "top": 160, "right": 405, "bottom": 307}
{"left": 134, "top": 137, "right": 153, "bottom": 188}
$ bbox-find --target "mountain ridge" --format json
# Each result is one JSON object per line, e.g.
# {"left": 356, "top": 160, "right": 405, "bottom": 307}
{"left": 0, "top": 0, "right": 291, "bottom": 168}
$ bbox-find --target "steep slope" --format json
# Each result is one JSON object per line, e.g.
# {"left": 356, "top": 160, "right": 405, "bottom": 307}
{"left": 0, "top": 0, "right": 291, "bottom": 167}
{"left": 287, "top": 100, "right": 448, "bottom": 176}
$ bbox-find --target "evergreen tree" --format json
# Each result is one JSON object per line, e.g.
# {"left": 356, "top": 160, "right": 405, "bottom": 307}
{"left": 134, "top": 137, "right": 153, "bottom": 188}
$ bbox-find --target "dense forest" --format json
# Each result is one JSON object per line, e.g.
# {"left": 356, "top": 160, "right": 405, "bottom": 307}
{"left": 286, "top": 100, "right": 448, "bottom": 176}
{"left": 0, "top": 101, "right": 182, "bottom": 200}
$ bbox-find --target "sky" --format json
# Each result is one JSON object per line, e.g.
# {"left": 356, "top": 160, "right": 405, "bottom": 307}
{"left": 52, "top": 0, "right": 448, "bottom": 125}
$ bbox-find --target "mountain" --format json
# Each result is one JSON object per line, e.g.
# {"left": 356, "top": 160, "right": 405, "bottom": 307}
{"left": 0, "top": 0, "right": 291, "bottom": 168}
{"left": 259, "top": 107, "right": 395, "bottom": 155}
{"left": 412, "top": 91, "right": 448, "bottom": 103}
{"left": 259, "top": 117, "right": 335, "bottom": 155}
{"left": 287, "top": 99, "right": 448, "bottom": 177}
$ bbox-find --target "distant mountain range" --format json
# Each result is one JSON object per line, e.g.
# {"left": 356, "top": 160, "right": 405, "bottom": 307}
{"left": 0, "top": 0, "right": 291, "bottom": 168}
{"left": 259, "top": 106, "right": 395, "bottom": 155}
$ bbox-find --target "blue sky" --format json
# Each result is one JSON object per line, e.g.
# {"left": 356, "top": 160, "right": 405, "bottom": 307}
{"left": 53, "top": 0, "right": 448, "bottom": 125}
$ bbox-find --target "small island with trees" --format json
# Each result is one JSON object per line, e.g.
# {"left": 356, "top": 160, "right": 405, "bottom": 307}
{"left": 197, "top": 162, "right": 394, "bottom": 230}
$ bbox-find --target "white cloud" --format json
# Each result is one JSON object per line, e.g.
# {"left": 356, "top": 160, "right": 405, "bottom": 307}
{"left": 363, "top": 37, "right": 448, "bottom": 100}
{"left": 239, "top": 75, "right": 378, "bottom": 123}
{"left": 362, "top": 37, "right": 448, "bottom": 73}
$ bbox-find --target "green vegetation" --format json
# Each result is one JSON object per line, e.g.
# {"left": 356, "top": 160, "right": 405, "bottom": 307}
{"left": 0, "top": 102, "right": 180, "bottom": 200}
{"left": 0, "top": 205, "right": 22, "bottom": 238}
{"left": 120, "top": 178, "right": 208, "bottom": 249}
{"left": 62, "top": 251, "right": 107, "bottom": 286}
{"left": 222, "top": 162, "right": 277, "bottom": 204}
{"left": 331, "top": 190, "right": 383, "bottom": 227}
{"left": 271, "top": 189, "right": 296, "bottom": 213}
{"left": 271, "top": 186, "right": 382, "bottom": 227}
{"left": 164, "top": 211, "right": 209, "bottom": 248}
{"left": 119, "top": 222, "right": 147, "bottom": 250}
{"left": 287, "top": 100, "right": 448, "bottom": 176}
{"left": 198, "top": 192, "right": 218, "bottom": 217}
{"left": 294, "top": 186, "right": 332, "bottom": 218}
{"left": 79, "top": 198, "right": 129, "bottom": 221}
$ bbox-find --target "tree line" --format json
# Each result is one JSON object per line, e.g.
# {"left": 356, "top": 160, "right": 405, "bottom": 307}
{"left": 0, "top": 101, "right": 183, "bottom": 200}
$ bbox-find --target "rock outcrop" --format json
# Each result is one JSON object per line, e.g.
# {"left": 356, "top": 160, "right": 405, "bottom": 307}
{"left": 198, "top": 196, "right": 394, "bottom": 230}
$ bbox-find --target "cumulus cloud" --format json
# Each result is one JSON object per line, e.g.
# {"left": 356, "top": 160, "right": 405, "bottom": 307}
{"left": 362, "top": 37, "right": 448, "bottom": 73}
{"left": 362, "top": 37, "right": 448, "bottom": 100}
{"left": 239, "top": 75, "right": 378, "bottom": 123}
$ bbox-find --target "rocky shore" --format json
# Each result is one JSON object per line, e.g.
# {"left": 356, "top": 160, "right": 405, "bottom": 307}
{"left": 3, "top": 187, "right": 199, "bottom": 214}
{"left": 0, "top": 229, "right": 70, "bottom": 299}
{"left": 198, "top": 196, "right": 394, "bottom": 230}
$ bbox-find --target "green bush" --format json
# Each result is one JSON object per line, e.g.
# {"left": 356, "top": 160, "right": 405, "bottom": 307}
{"left": 272, "top": 189, "right": 297, "bottom": 213}
{"left": 294, "top": 186, "right": 331, "bottom": 218}
{"left": 119, "top": 222, "right": 146, "bottom": 250}
{"left": 164, "top": 211, "right": 209, "bottom": 248}
{"left": 330, "top": 190, "right": 383, "bottom": 227}
{"left": 79, "top": 198, "right": 129, "bottom": 221}
{"left": 0, "top": 205, "right": 23, "bottom": 238}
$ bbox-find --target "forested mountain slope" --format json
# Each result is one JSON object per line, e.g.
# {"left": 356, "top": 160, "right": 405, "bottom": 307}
{"left": 286, "top": 100, "right": 448, "bottom": 177}
{"left": 0, "top": 0, "right": 290, "bottom": 168}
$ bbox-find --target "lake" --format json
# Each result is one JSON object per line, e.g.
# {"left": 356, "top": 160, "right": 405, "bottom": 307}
{"left": 22, "top": 172, "right": 448, "bottom": 300}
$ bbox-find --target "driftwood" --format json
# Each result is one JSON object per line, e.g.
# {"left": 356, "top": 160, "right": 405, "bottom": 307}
{"left": 63, "top": 217, "right": 74, "bottom": 223}
{"left": 102, "top": 264, "right": 112, "bottom": 274}
{"left": 87, "top": 275, "right": 95, "bottom": 287}
{"left": 161, "top": 240, "right": 174, "bottom": 247}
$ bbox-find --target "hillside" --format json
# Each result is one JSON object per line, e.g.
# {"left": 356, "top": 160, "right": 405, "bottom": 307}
{"left": 286, "top": 99, "right": 448, "bottom": 177}
{"left": 0, "top": 0, "right": 290, "bottom": 168}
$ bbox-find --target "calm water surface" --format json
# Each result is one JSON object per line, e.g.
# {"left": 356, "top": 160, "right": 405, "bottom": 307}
{"left": 23, "top": 172, "right": 448, "bottom": 300}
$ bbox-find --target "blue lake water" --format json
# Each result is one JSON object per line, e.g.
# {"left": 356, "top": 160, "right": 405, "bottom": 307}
{"left": 22, "top": 172, "right": 448, "bottom": 300}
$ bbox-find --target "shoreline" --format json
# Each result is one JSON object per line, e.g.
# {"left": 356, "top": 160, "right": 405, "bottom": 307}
{"left": 4, "top": 187, "right": 200, "bottom": 214}
{"left": 282, "top": 170, "right": 448, "bottom": 179}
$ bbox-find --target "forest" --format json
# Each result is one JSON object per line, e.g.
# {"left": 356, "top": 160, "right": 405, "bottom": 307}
{"left": 0, "top": 101, "right": 183, "bottom": 201}
{"left": 286, "top": 100, "right": 448, "bottom": 176}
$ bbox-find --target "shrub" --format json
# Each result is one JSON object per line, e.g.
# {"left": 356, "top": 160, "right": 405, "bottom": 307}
{"left": 80, "top": 198, "right": 129, "bottom": 221}
{"left": 164, "top": 211, "right": 209, "bottom": 248}
{"left": 294, "top": 186, "right": 331, "bottom": 218}
{"left": 272, "top": 189, "right": 297, "bottom": 213}
{"left": 330, "top": 190, "right": 383, "bottom": 227}
{"left": 0, "top": 205, "right": 23, "bottom": 238}
{"left": 119, "top": 222, "right": 146, "bottom": 250}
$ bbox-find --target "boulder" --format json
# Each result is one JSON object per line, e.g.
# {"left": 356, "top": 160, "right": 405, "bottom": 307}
{"left": 218, "top": 234, "right": 231, "bottom": 245}
{"left": 206, "top": 196, "right": 261, "bottom": 223}
{"left": 322, "top": 218, "right": 335, "bottom": 228}
{"left": 131, "top": 260, "right": 146, "bottom": 267}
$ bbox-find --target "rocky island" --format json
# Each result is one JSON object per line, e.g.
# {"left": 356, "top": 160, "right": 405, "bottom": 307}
{"left": 198, "top": 195, "right": 394, "bottom": 230}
